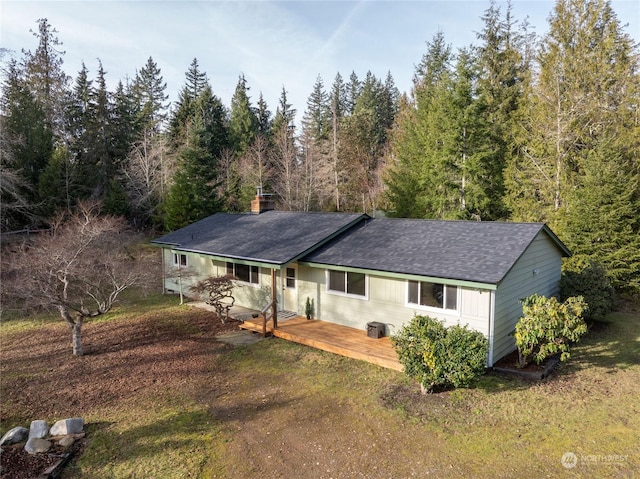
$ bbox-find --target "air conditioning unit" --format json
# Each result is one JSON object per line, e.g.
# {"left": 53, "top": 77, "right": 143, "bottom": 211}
{"left": 367, "top": 322, "right": 385, "bottom": 339}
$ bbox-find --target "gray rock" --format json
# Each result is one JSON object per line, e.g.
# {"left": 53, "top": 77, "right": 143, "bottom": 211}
{"left": 28, "top": 420, "right": 49, "bottom": 439}
{"left": 57, "top": 435, "right": 75, "bottom": 448}
{"left": 0, "top": 426, "right": 28, "bottom": 446}
{"left": 24, "top": 437, "right": 52, "bottom": 454}
{"left": 50, "top": 417, "right": 84, "bottom": 436}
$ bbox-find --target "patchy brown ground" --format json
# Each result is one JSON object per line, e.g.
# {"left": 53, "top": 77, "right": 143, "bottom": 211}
{"left": 0, "top": 305, "right": 241, "bottom": 478}
{"left": 3, "top": 300, "right": 638, "bottom": 478}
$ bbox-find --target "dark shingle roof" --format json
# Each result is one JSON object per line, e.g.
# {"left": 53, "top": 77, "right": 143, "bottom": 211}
{"left": 301, "top": 218, "right": 569, "bottom": 285}
{"left": 151, "top": 211, "right": 367, "bottom": 266}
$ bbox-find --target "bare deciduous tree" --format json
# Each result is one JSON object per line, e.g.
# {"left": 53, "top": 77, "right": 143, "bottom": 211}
{"left": 3, "top": 202, "right": 155, "bottom": 355}
{"left": 189, "top": 275, "right": 236, "bottom": 323}
{"left": 122, "top": 134, "right": 173, "bottom": 225}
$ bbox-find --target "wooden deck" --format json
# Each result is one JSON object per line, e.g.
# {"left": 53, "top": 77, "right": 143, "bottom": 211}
{"left": 238, "top": 314, "right": 403, "bottom": 371}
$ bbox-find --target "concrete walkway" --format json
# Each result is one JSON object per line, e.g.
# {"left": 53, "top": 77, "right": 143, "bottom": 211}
{"left": 216, "top": 330, "right": 269, "bottom": 346}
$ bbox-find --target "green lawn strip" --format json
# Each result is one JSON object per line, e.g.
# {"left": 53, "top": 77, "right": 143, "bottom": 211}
{"left": 67, "top": 400, "right": 224, "bottom": 479}
{"left": 0, "top": 310, "right": 60, "bottom": 336}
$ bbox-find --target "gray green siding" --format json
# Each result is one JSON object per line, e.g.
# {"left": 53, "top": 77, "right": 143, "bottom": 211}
{"left": 492, "top": 231, "right": 563, "bottom": 364}
{"left": 162, "top": 250, "right": 273, "bottom": 308}
{"left": 297, "top": 265, "right": 492, "bottom": 339}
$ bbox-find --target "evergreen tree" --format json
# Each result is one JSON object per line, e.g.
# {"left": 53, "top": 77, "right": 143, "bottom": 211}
{"left": 22, "top": 18, "right": 70, "bottom": 139}
{"left": 164, "top": 70, "right": 228, "bottom": 229}
{"left": 229, "top": 74, "right": 257, "bottom": 156}
{"left": 164, "top": 113, "right": 223, "bottom": 230}
{"left": 340, "top": 71, "right": 398, "bottom": 213}
{"left": 302, "top": 75, "right": 330, "bottom": 142}
{"left": 169, "top": 58, "right": 208, "bottom": 149}
{"left": 90, "top": 60, "right": 115, "bottom": 198}
{"left": 345, "top": 71, "right": 361, "bottom": 115}
{"left": 255, "top": 92, "right": 272, "bottom": 137}
{"left": 383, "top": 94, "right": 423, "bottom": 217}
{"left": 1, "top": 58, "right": 53, "bottom": 215}
{"left": 560, "top": 139, "right": 640, "bottom": 292}
{"left": 414, "top": 30, "right": 451, "bottom": 90}
{"left": 385, "top": 32, "right": 453, "bottom": 218}
{"left": 133, "top": 56, "right": 169, "bottom": 136}
{"left": 271, "top": 87, "right": 300, "bottom": 210}
{"left": 111, "top": 80, "right": 137, "bottom": 166}
{"left": 475, "top": 0, "right": 529, "bottom": 220}
{"left": 66, "top": 62, "right": 99, "bottom": 199}
{"left": 505, "top": 0, "right": 637, "bottom": 227}
{"left": 300, "top": 75, "right": 332, "bottom": 211}
{"left": 329, "top": 73, "right": 347, "bottom": 210}
{"left": 272, "top": 86, "right": 297, "bottom": 138}
{"left": 38, "top": 146, "right": 73, "bottom": 217}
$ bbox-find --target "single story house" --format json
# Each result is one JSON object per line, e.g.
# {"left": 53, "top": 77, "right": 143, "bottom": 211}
{"left": 151, "top": 194, "right": 570, "bottom": 366}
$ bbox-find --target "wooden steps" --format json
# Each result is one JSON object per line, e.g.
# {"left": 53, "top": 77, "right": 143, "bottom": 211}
{"left": 239, "top": 318, "right": 274, "bottom": 336}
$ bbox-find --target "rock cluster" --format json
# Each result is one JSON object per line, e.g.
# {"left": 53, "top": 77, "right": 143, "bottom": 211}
{"left": 0, "top": 417, "right": 85, "bottom": 454}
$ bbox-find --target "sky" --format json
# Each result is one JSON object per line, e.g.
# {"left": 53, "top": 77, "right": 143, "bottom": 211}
{"left": 2, "top": 0, "right": 639, "bottom": 122}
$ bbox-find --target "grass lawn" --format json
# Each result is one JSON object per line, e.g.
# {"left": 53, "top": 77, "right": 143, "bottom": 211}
{"left": 1, "top": 294, "right": 638, "bottom": 478}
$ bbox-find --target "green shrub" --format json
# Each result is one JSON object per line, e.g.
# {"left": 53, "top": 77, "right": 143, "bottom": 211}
{"left": 391, "top": 315, "right": 488, "bottom": 394}
{"left": 514, "top": 294, "right": 588, "bottom": 367}
{"left": 560, "top": 255, "right": 614, "bottom": 320}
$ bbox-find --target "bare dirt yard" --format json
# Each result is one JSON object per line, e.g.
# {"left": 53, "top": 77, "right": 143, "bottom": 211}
{"left": 1, "top": 295, "right": 639, "bottom": 478}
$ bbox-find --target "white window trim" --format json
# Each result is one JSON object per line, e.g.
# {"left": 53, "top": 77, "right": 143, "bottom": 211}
{"left": 285, "top": 266, "right": 297, "bottom": 290}
{"left": 325, "top": 269, "right": 369, "bottom": 300}
{"left": 226, "top": 262, "right": 261, "bottom": 287}
{"left": 172, "top": 253, "right": 188, "bottom": 267}
{"left": 405, "top": 280, "right": 461, "bottom": 315}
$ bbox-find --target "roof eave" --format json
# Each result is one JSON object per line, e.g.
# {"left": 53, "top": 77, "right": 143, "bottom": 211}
{"left": 298, "top": 260, "right": 498, "bottom": 290}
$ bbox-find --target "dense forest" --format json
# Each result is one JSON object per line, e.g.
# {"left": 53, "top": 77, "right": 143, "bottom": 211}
{"left": 1, "top": 0, "right": 638, "bottom": 293}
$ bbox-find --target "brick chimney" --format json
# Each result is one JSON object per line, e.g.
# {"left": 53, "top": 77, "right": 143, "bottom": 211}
{"left": 250, "top": 186, "right": 275, "bottom": 214}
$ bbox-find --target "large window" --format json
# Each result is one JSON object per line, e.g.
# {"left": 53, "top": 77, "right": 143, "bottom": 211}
{"left": 172, "top": 253, "right": 187, "bottom": 267}
{"left": 226, "top": 262, "right": 259, "bottom": 285}
{"left": 328, "top": 270, "right": 366, "bottom": 297}
{"left": 408, "top": 281, "right": 458, "bottom": 311}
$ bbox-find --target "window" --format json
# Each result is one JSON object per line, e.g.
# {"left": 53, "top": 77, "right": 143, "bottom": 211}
{"left": 172, "top": 253, "right": 187, "bottom": 267}
{"left": 285, "top": 267, "right": 296, "bottom": 288}
{"left": 408, "top": 281, "right": 457, "bottom": 311}
{"left": 226, "top": 262, "right": 259, "bottom": 284}
{"left": 328, "top": 270, "right": 366, "bottom": 297}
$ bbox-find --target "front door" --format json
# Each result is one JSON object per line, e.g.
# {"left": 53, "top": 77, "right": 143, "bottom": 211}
{"left": 282, "top": 265, "right": 298, "bottom": 313}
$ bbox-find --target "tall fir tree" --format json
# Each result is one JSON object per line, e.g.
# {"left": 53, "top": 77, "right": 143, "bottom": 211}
{"left": 133, "top": 56, "right": 169, "bottom": 137}
{"left": 1, "top": 59, "right": 53, "bottom": 204}
{"left": 229, "top": 74, "right": 258, "bottom": 156}
{"left": 475, "top": 0, "right": 530, "bottom": 220}
{"left": 271, "top": 87, "right": 300, "bottom": 210}
{"left": 345, "top": 71, "right": 361, "bottom": 116}
{"left": 255, "top": 92, "right": 272, "bottom": 137}
{"left": 300, "top": 75, "right": 332, "bottom": 211}
{"left": 329, "top": 72, "right": 347, "bottom": 210}
{"left": 164, "top": 108, "right": 224, "bottom": 231}
{"left": 169, "top": 58, "right": 208, "bottom": 149}
{"left": 560, "top": 139, "right": 640, "bottom": 292}
{"left": 22, "top": 18, "right": 70, "bottom": 140}
{"left": 164, "top": 64, "right": 228, "bottom": 228}
{"left": 385, "top": 32, "right": 453, "bottom": 218}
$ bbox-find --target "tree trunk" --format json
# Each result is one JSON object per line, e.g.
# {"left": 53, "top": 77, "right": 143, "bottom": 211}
{"left": 58, "top": 306, "right": 84, "bottom": 356}
{"left": 72, "top": 317, "right": 84, "bottom": 356}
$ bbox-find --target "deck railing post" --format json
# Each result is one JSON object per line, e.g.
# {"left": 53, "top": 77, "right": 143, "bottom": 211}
{"left": 271, "top": 269, "right": 278, "bottom": 330}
